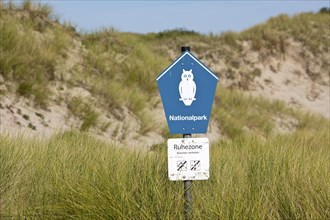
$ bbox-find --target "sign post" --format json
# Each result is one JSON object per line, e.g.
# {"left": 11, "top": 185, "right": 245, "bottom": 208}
{"left": 157, "top": 46, "right": 218, "bottom": 219}
{"left": 181, "top": 46, "right": 193, "bottom": 220}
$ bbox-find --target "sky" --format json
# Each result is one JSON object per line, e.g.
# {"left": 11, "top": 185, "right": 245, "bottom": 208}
{"left": 14, "top": 0, "right": 330, "bottom": 34}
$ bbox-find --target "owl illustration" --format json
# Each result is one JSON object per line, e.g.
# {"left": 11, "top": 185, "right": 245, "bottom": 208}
{"left": 179, "top": 69, "right": 196, "bottom": 106}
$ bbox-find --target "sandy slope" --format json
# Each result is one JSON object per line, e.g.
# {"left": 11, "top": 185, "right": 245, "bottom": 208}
{"left": 249, "top": 39, "right": 329, "bottom": 119}
{"left": 1, "top": 38, "right": 329, "bottom": 146}
{"left": 251, "top": 60, "right": 329, "bottom": 118}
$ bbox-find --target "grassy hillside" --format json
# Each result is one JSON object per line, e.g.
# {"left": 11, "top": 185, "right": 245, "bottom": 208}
{"left": 1, "top": 2, "right": 329, "bottom": 136}
{"left": 0, "top": 1, "right": 75, "bottom": 107}
{"left": 1, "top": 1, "right": 330, "bottom": 219}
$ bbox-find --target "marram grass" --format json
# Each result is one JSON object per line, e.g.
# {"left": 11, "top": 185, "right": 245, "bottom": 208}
{"left": 1, "top": 130, "right": 329, "bottom": 219}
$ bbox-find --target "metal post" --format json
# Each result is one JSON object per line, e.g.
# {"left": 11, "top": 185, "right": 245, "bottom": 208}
{"left": 183, "top": 133, "right": 193, "bottom": 220}
{"left": 181, "top": 46, "right": 192, "bottom": 220}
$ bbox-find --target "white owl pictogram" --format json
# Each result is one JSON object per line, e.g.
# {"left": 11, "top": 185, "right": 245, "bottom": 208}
{"left": 179, "top": 69, "right": 196, "bottom": 106}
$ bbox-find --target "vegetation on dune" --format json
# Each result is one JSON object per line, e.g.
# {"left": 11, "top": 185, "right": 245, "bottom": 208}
{"left": 0, "top": 0, "right": 75, "bottom": 107}
{"left": 1, "top": 130, "right": 329, "bottom": 219}
{"left": 67, "top": 96, "right": 99, "bottom": 131}
{"left": 1, "top": 1, "right": 329, "bottom": 132}
{"left": 80, "top": 30, "right": 168, "bottom": 112}
{"left": 1, "top": 2, "right": 329, "bottom": 218}
{"left": 214, "top": 87, "right": 329, "bottom": 139}
{"left": 239, "top": 12, "right": 330, "bottom": 55}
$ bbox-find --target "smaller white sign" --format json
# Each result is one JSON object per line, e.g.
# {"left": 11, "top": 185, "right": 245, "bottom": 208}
{"left": 168, "top": 138, "right": 209, "bottom": 181}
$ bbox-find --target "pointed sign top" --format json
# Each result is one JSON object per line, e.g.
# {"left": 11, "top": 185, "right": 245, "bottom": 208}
{"left": 156, "top": 51, "right": 218, "bottom": 82}
{"left": 157, "top": 50, "right": 218, "bottom": 134}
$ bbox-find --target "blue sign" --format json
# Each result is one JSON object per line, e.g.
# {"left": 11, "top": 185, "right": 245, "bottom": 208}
{"left": 157, "top": 51, "right": 218, "bottom": 134}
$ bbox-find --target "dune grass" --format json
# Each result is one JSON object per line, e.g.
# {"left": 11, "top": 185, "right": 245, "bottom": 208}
{"left": 239, "top": 12, "right": 330, "bottom": 55}
{"left": 1, "top": 129, "right": 329, "bottom": 219}
{"left": 1, "top": 4, "right": 329, "bottom": 218}
{"left": 2, "top": 1, "right": 328, "bottom": 135}
{"left": 0, "top": 1, "right": 73, "bottom": 107}
{"left": 212, "top": 86, "right": 329, "bottom": 140}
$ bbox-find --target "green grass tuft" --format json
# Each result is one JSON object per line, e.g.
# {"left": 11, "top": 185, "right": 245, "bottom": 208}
{"left": 67, "top": 97, "right": 99, "bottom": 131}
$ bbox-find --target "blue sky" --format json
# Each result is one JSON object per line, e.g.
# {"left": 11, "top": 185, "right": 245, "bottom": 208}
{"left": 15, "top": 1, "right": 330, "bottom": 34}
